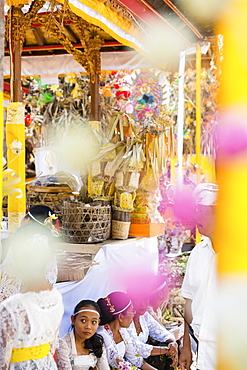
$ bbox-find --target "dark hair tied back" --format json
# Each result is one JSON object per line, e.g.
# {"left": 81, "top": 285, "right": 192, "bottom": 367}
{"left": 97, "top": 291, "right": 131, "bottom": 326}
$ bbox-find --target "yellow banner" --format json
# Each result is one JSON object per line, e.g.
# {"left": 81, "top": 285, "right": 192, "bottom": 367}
{"left": 6, "top": 103, "right": 26, "bottom": 232}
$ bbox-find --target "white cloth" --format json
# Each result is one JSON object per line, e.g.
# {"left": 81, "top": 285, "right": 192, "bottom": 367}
{"left": 0, "top": 246, "right": 58, "bottom": 302}
{"left": 127, "top": 312, "right": 175, "bottom": 358}
{"left": 97, "top": 324, "right": 144, "bottom": 368}
{"left": 3, "top": 51, "right": 153, "bottom": 77}
{"left": 181, "top": 237, "right": 218, "bottom": 370}
{"left": 56, "top": 330, "right": 110, "bottom": 370}
{"left": 0, "top": 287, "right": 64, "bottom": 369}
{"left": 56, "top": 237, "right": 158, "bottom": 337}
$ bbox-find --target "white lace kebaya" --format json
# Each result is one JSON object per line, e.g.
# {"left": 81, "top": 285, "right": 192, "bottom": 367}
{"left": 0, "top": 245, "right": 58, "bottom": 303}
{"left": 97, "top": 324, "right": 144, "bottom": 369}
{"left": 127, "top": 312, "right": 175, "bottom": 358}
{"left": 56, "top": 330, "right": 110, "bottom": 370}
{"left": 0, "top": 287, "right": 64, "bottom": 369}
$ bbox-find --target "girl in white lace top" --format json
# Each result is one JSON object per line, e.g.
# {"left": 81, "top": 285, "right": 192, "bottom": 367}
{"left": 0, "top": 223, "right": 64, "bottom": 369}
{"left": 56, "top": 300, "right": 110, "bottom": 370}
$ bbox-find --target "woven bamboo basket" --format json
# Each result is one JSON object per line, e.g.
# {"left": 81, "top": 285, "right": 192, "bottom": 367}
{"left": 61, "top": 201, "right": 111, "bottom": 243}
{"left": 111, "top": 220, "right": 130, "bottom": 240}
{"left": 112, "top": 207, "right": 130, "bottom": 222}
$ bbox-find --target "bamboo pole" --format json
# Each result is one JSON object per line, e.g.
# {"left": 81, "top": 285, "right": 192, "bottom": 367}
{"left": 176, "top": 50, "right": 186, "bottom": 189}
{"left": 215, "top": 1, "right": 247, "bottom": 369}
{"left": 195, "top": 46, "right": 201, "bottom": 184}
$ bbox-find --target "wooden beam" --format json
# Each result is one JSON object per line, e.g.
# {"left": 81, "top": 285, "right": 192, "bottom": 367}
{"left": 162, "top": 0, "right": 203, "bottom": 39}
{"left": 32, "top": 27, "right": 45, "bottom": 46}
{"left": 4, "top": 80, "right": 29, "bottom": 94}
{"left": 63, "top": 25, "right": 79, "bottom": 44}
{"left": 116, "top": 0, "right": 193, "bottom": 45}
{"left": 5, "top": 41, "right": 123, "bottom": 54}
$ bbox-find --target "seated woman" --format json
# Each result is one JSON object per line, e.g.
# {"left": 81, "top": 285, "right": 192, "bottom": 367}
{"left": 127, "top": 276, "right": 178, "bottom": 370}
{"left": 0, "top": 223, "right": 64, "bottom": 369}
{"left": 56, "top": 299, "right": 110, "bottom": 370}
{"left": 148, "top": 276, "right": 170, "bottom": 323}
{"left": 0, "top": 205, "right": 59, "bottom": 302}
{"left": 97, "top": 291, "right": 157, "bottom": 370}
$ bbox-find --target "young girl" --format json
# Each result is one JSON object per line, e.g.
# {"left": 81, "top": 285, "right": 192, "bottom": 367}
{"left": 56, "top": 300, "right": 110, "bottom": 370}
{"left": 0, "top": 223, "right": 64, "bottom": 369}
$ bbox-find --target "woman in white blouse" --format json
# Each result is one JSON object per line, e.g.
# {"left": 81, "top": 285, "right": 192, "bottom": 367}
{"left": 56, "top": 299, "right": 110, "bottom": 370}
{"left": 0, "top": 223, "right": 64, "bottom": 369}
{"left": 127, "top": 276, "right": 178, "bottom": 369}
{"left": 97, "top": 291, "right": 158, "bottom": 370}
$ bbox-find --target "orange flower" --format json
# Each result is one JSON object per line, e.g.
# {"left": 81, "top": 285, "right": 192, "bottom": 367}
{"left": 103, "top": 87, "right": 112, "bottom": 98}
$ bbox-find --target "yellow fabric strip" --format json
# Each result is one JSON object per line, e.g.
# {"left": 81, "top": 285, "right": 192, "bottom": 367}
{"left": 6, "top": 123, "right": 26, "bottom": 213}
{"left": 215, "top": 161, "right": 247, "bottom": 273}
{"left": 218, "top": 1, "right": 247, "bottom": 108}
{"left": 195, "top": 46, "right": 201, "bottom": 184}
{"left": 10, "top": 343, "right": 50, "bottom": 363}
{"left": 57, "top": 0, "right": 146, "bottom": 56}
{"left": 6, "top": 103, "right": 26, "bottom": 233}
{"left": 5, "top": 0, "right": 30, "bottom": 5}
{"left": 215, "top": 0, "right": 247, "bottom": 274}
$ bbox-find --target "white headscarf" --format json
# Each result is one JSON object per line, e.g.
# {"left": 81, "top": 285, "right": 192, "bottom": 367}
{"left": 193, "top": 183, "right": 218, "bottom": 206}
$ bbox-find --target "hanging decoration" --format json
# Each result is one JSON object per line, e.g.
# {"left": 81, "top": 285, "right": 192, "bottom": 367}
{"left": 132, "top": 71, "right": 163, "bottom": 125}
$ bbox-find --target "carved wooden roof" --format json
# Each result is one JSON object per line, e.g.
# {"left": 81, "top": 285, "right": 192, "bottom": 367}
{"left": 4, "top": 0, "right": 215, "bottom": 59}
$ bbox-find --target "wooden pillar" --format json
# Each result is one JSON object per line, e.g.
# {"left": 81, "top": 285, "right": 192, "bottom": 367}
{"left": 0, "top": 0, "right": 4, "bottom": 221}
{"left": 9, "top": 8, "right": 23, "bottom": 103}
{"left": 6, "top": 6, "right": 26, "bottom": 233}
{"left": 90, "top": 73, "right": 100, "bottom": 121}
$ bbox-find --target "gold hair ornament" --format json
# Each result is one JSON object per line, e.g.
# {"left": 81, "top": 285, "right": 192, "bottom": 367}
{"left": 104, "top": 297, "right": 115, "bottom": 313}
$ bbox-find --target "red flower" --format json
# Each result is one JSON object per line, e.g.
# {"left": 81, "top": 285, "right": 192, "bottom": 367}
{"left": 25, "top": 114, "right": 32, "bottom": 126}
{"left": 123, "top": 91, "right": 131, "bottom": 98}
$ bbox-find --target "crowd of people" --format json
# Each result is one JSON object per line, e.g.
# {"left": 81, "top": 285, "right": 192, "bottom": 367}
{"left": 0, "top": 182, "right": 218, "bottom": 370}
